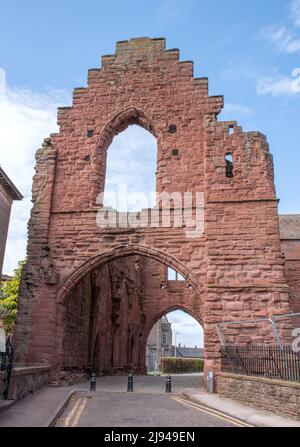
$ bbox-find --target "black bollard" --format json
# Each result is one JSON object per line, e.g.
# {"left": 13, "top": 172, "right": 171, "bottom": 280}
{"left": 90, "top": 372, "right": 96, "bottom": 391}
{"left": 165, "top": 375, "right": 172, "bottom": 393}
{"left": 127, "top": 373, "right": 134, "bottom": 392}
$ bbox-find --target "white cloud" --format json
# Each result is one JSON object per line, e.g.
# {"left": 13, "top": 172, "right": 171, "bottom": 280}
{"left": 261, "top": 1, "right": 300, "bottom": 53}
{"left": 290, "top": 0, "right": 300, "bottom": 27}
{"left": 257, "top": 75, "right": 300, "bottom": 96}
{"left": 167, "top": 310, "right": 204, "bottom": 348}
{"left": 258, "top": 2, "right": 300, "bottom": 97}
{"left": 0, "top": 70, "right": 71, "bottom": 274}
{"left": 262, "top": 25, "right": 300, "bottom": 54}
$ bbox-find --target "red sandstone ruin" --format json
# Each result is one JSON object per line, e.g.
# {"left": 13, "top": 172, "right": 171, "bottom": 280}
{"left": 12, "top": 38, "right": 300, "bottom": 382}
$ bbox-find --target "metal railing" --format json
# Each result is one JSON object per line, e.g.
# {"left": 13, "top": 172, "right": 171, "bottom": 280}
{"left": 0, "top": 351, "right": 9, "bottom": 371}
{"left": 221, "top": 345, "right": 300, "bottom": 383}
{"left": 0, "top": 338, "right": 13, "bottom": 399}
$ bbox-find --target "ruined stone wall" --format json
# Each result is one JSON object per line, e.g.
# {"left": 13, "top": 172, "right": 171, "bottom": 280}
{"left": 203, "top": 123, "right": 291, "bottom": 369}
{"left": 62, "top": 274, "right": 93, "bottom": 370}
{"left": 140, "top": 257, "right": 201, "bottom": 336}
{"left": 62, "top": 256, "right": 144, "bottom": 375}
{"left": 13, "top": 38, "right": 292, "bottom": 380}
{"left": 140, "top": 257, "right": 202, "bottom": 365}
{"left": 61, "top": 255, "right": 201, "bottom": 375}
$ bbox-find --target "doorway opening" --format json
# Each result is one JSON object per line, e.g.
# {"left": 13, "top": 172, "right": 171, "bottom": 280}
{"left": 60, "top": 253, "right": 201, "bottom": 380}
{"left": 146, "top": 310, "right": 204, "bottom": 375}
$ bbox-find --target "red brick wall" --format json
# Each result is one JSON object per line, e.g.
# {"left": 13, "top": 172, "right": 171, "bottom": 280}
{"left": 13, "top": 38, "right": 292, "bottom": 380}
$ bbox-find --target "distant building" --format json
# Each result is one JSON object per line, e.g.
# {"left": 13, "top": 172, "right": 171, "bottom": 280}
{"left": 1, "top": 275, "right": 12, "bottom": 282}
{"left": 173, "top": 344, "right": 204, "bottom": 359}
{"left": 0, "top": 166, "right": 23, "bottom": 278}
{"left": 146, "top": 316, "right": 172, "bottom": 371}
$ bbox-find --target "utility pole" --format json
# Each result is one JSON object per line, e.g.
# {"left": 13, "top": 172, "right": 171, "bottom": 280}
{"left": 174, "top": 332, "right": 180, "bottom": 358}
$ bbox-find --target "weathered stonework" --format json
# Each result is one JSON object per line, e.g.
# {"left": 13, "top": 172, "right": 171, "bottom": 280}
{"left": 216, "top": 372, "right": 300, "bottom": 420}
{"left": 60, "top": 255, "right": 199, "bottom": 376}
{"left": 7, "top": 366, "right": 50, "bottom": 401}
{"left": 13, "top": 37, "right": 294, "bottom": 380}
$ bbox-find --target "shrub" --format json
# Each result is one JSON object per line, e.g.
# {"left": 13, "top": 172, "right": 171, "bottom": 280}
{"left": 161, "top": 357, "right": 204, "bottom": 374}
{"left": 0, "top": 260, "right": 25, "bottom": 332}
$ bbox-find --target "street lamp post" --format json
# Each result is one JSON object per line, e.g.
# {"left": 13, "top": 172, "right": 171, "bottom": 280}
{"left": 174, "top": 332, "right": 180, "bottom": 358}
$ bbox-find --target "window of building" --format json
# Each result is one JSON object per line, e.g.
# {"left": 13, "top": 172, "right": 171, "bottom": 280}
{"left": 167, "top": 267, "right": 185, "bottom": 281}
{"left": 225, "top": 153, "right": 234, "bottom": 178}
{"left": 104, "top": 125, "right": 157, "bottom": 211}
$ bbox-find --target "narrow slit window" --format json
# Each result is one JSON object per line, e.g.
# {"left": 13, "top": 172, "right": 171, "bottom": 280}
{"left": 225, "top": 153, "right": 234, "bottom": 178}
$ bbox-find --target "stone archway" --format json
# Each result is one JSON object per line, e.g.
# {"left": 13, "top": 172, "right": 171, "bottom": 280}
{"left": 144, "top": 305, "right": 203, "bottom": 342}
{"left": 13, "top": 37, "right": 291, "bottom": 386}
{"left": 53, "top": 247, "right": 203, "bottom": 378}
{"left": 142, "top": 305, "right": 204, "bottom": 374}
{"left": 57, "top": 244, "right": 202, "bottom": 304}
{"left": 91, "top": 106, "right": 158, "bottom": 206}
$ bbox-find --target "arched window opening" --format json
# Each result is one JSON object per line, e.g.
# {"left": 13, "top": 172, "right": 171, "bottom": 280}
{"left": 167, "top": 267, "right": 185, "bottom": 281}
{"left": 104, "top": 125, "right": 157, "bottom": 212}
{"left": 146, "top": 310, "right": 204, "bottom": 374}
{"left": 225, "top": 153, "right": 234, "bottom": 178}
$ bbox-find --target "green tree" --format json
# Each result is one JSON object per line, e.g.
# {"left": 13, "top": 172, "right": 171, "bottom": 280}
{"left": 0, "top": 260, "right": 25, "bottom": 332}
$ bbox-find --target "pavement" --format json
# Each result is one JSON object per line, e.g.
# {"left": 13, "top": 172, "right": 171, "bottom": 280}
{"left": 0, "top": 386, "right": 74, "bottom": 427}
{"left": 183, "top": 389, "right": 300, "bottom": 428}
{"left": 0, "top": 374, "right": 299, "bottom": 427}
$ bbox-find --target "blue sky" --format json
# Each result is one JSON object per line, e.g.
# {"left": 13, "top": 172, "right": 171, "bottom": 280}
{"left": 0, "top": 1, "right": 299, "bottom": 344}
{"left": 1, "top": 0, "right": 299, "bottom": 216}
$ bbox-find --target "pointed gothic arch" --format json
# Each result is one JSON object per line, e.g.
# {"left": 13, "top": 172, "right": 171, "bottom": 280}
{"left": 96, "top": 107, "right": 157, "bottom": 153}
{"left": 57, "top": 244, "right": 203, "bottom": 305}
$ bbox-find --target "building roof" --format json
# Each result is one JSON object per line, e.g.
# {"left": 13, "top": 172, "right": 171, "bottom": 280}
{"left": 279, "top": 215, "right": 300, "bottom": 240}
{"left": 1, "top": 275, "right": 12, "bottom": 282}
{"left": 174, "top": 347, "right": 204, "bottom": 359}
{"left": 0, "top": 166, "right": 23, "bottom": 200}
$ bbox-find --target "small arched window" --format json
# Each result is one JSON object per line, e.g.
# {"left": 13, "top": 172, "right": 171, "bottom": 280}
{"left": 225, "top": 153, "right": 234, "bottom": 178}
{"left": 167, "top": 267, "right": 185, "bottom": 281}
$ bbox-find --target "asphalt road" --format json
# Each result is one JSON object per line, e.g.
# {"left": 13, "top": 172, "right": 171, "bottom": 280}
{"left": 55, "top": 391, "right": 244, "bottom": 428}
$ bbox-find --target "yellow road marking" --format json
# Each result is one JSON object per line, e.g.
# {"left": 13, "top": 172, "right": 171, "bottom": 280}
{"left": 64, "top": 398, "right": 82, "bottom": 427}
{"left": 172, "top": 396, "right": 253, "bottom": 428}
{"left": 71, "top": 397, "right": 88, "bottom": 427}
